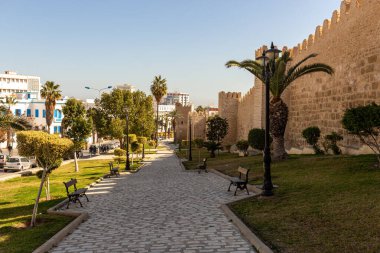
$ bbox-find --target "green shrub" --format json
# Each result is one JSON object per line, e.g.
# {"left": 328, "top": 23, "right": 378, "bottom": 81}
{"left": 137, "top": 136, "right": 147, "bottom": 144}
{"left": 302, "top": 126, "right": 323, "bottom": 154}
{"left": 236, "top": 140, "right": 249, "bottom": 152}
{"left": 342, "top": 103, "right": 380, "bottom": 165}
{"left": 131, "top": 141, "right": 142, "bottom": 153}
{"left": 181, "top": 140, "right": 194, "bottom": 147}
{"left": 204, "top": 141, "right": 221, "bottom": 158}
{"left": 248, "top": 128, "right": 271, "bottom": 151}
{"left": 114, "top": 148, "right": 126, "bottom": 157}
{"left": 148, "top": 140, "right": 156, "bottom": 147}
{"left": 194, "top": 138, "right": 204, "bottom": 148}
{"left": 323, "top": 132, "right": 343, "bottom": 155}
{"left": 128, "top": 134, "right": 137, "bottom": 143}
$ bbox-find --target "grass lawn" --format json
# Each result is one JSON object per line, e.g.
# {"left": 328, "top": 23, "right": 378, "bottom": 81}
{"left": 177, "top": 149, "right": 380, "bottom": 253}
{"left": 0, "top": 158, "right": 141, "bottom": 253}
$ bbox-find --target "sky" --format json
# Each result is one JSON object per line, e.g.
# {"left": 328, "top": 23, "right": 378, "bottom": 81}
{"left": 0, "top": 0, "right": 342, "bottom": 106}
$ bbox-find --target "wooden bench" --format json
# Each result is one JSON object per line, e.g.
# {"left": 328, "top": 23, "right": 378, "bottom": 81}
{"left": 63, "top": 178, "right": 89, "bottom": 209}
{"left": 228, "top": 167, "right": 250, "bottom": 196}
{"left": 108, "top": 162, "right": 120, "bottom": 177}
{"left": 197, "top": 158, "right": 208, "bottom": 174}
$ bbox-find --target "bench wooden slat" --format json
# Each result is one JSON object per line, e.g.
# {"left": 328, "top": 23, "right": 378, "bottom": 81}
{"left": 238, "top": 166, "right": 248, "bottom": 175}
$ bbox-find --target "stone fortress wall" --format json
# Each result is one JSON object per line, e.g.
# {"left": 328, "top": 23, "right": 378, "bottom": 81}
{"left": 175, "top": 103, "right": 192, "bottom": 142}
{"left": 219, "top": 0, "right": 380, "bottom": 153}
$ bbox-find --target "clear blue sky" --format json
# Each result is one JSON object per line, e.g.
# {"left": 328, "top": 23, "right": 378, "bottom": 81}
{"left": 0, "top": 0, "right": 341, "bottom": 106}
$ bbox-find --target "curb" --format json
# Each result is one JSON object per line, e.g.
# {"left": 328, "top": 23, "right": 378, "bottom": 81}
{"left": 208, "top": 169, "right": 273, "bottom": 253}
{"left": 32, "top": 175, "right": 108, "bottom": 253}
{"left": 221, "top": 204, "right": 273, "bottom": 253}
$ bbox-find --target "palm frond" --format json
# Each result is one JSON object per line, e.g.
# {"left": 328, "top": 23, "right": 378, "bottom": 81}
{"left": 225, "top": 59, "right": 264, "bottom": 82}
{"left": 285, "top": 53, "right": 318, "bottom": 82}
{"left": 284, "top": 63, "right": 334, "bottom": 90}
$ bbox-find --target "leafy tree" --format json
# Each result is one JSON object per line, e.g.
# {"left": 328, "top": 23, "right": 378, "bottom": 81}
{"left": 87, "top": 107, "right": 108, "bottom": 143}
{"left": 205, "top": 116, "right": 228, "bottom": 157}
{"left": 302, "top": 126, "right": 323, "bottom": 154}
{"left": 99, "top": 89, "right": 155, "bottom": 139}
{"left": 195, "top": 106, "right": 205, "bottom": 113}
{"left": 226, "top": 50, "right": 334, "bottom": 160}
{"left": 248, "top": 128, "right": 272, "bottom": 151}
{"left": 1, "top": 96, "right": 17, "bottom": 146}
{"left": 236, "top": 140, "right": 249, "bottom": 154}
{"left": 40, "top": 81, "right": 62, "bottom": 133}
{"left": 62, "top": 98, "right": 92, "bottom": 172}
{"left": 150, "top": 75, "right": 167, "bottom": 146}
{"left": 323, "top": 132, "right": 343, "bottom": 155}
{"left": 17, "top": 131, "right": 73, "bottom": 227}
{"left": 194, "top": 138, "right": 204, "bottom": 149}
{"left": 110, "top": 118, "right": 126, "bottom": 147}
{"left": 206, "top": 116, "right": 228, "bottom": 143}
{"left": 342, "top": 103, "right": 380, "bottom": 166}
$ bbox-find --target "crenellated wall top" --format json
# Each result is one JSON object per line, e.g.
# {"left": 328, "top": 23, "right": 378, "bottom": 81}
{"left": 218, "top": 91, "right": 242, "bottom": 99}
{"left": 254, "top": 0, "right": 368, "bottom": 58}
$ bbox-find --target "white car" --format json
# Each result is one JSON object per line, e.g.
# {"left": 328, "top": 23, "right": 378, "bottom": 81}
{"left": 4, "top": 157, "right": 31, "bottom": 172}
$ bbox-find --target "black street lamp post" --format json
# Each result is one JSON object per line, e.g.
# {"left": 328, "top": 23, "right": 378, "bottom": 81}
{"left": 125, "top": 107, "right": 130, "bottom": 171}
{"left": 256, "top": 42, "right": 281, "bottom": 196}
{"left": 188, "top": 116, "right": 192, "bottom": 161}
{"left": 142, "top": 124, "right": 145, "bottom": 160}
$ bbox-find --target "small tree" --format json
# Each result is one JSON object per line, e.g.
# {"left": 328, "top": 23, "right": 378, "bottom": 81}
{"left": 342, "top": 103, "right": 380, "bottom": 166}
{"left": 114, "top": 148, "right": 126, "bottom": 164}
{"left": 236, "top": 140, "right": 249, "bottom": 155}
{"left": 17, "top": 131, "right": 73, "bottom": 227}
{"left": 62, "top": 98, "right": 92, "bottom": 172}
{"left": 247, "top": 128, "right": 271, "bottom": 151}
{"left": 130, "top": 141, "right": 141, "bottom": 164}
{"left": 302, "top": 126, "right": 323, "bottom": 154}
{"left": 323, "top": 132, "right": 343, "bottom": 155}
{"left": 205, "top": 116, "right": 228, "bottom": 157}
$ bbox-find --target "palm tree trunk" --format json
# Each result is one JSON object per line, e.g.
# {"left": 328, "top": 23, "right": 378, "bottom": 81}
{"left": 270, "top": 98, "right": 289, "bottom": 161}
{"left": 155, "top": 103, "right": 159, "bottom": 148}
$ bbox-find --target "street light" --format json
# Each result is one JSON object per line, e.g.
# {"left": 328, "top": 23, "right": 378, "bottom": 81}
{"left": 125, "top": 106, "right": 131, "bottom": 171}
{"left": 84, "top": 85, "right": 112, "bottom": 97}
{"left": 141, "top": 123, "right": 145, "bottom": 160}
{"left": 256, "top": 42, "right": 281, "bottom": 196}
{"left": 188, "top": 116, "right": 192, "bottom": 161}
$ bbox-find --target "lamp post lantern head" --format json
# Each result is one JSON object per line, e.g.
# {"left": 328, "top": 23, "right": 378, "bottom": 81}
{"left": 265, "top": 42, "right": 282, "bottom": 60}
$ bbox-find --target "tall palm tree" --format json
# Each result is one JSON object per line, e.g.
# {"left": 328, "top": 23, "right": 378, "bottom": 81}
{"left": 150, "top": 75, "right": 167, "bottom": 146}
{"left": 168, "top": 109, "right": 182, "bottom": 143}
{"left": 226, "top": 51, "right": 334, "bottom": 160}
{"left": 40, "top": 81, "right": 62, "bottom": 133}
{"left": 1, "top": 96, "right": 17, "bottom": 146}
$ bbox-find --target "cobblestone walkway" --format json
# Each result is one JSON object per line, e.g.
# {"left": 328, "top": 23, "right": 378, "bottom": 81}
{"left": 51, "top": 148, "right": 256, "bottom": 253}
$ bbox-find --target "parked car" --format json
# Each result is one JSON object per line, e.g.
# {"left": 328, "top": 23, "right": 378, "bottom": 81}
{"left": 4, "top": 157, "right": 31, "bottom": 172}
{"left": 28, "top": 156, "right": 38, "bottom": 168}
{"left": 0, "top": 154, "right": 6, "bottom": 168}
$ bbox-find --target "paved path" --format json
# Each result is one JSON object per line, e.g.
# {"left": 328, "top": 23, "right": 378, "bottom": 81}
{"left": 51, "top": 147, "right": 256, "bottom": 253}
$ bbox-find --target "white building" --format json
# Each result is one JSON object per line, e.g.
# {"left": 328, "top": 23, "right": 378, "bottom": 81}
{"left": 163, "top": 92, "right": 190, "bottom": 106}
{"left": 0, "top": 71, "right": 41, "bottom": 100}
{"left": 116, "top": 84, "right": 136, "bottom": 92}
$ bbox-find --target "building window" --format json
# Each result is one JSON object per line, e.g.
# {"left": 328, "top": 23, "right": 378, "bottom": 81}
{"left": 27, "top": 109, "right": 31, "bottom": 117}
{"left": 35, "top": 109, "right": 39, "bottom": 118}
{"left": 43, "top": 110, "right": 46, "bottom": 118}
{"left": 54, "top": 126, "right": 57, "bottom": 133}
{"left": 15, "top": 109, "right": 21, "bottom": 116}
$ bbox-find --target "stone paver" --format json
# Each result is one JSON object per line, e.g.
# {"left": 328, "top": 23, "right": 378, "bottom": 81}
{"left": 51, "top": 147, "right": 256, "bottom": 253}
